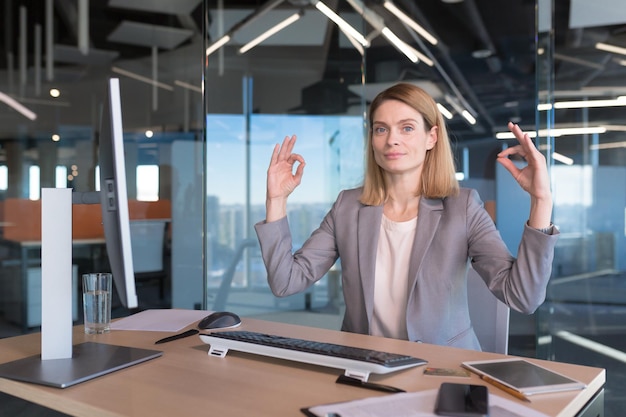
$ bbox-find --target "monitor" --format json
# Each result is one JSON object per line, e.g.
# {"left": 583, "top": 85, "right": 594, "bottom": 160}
{"left": 98, "top": 78, "right": 138, "bottom": 309}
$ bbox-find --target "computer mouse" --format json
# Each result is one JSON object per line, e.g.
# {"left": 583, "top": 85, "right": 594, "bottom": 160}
{"left": 198, "top": 311, "right": 242, "bottom": 330}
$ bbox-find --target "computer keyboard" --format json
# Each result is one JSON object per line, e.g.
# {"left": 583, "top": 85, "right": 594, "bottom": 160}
{"left": 199, "top": 330, "right": 427, "bottom": 382}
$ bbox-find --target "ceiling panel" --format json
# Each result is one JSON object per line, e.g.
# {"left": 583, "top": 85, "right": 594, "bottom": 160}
{"left": 108, "top": 0, "right": 202, "bottom": 15}
{"left": 107, "top": 21, "right": 194, "bottom": 49}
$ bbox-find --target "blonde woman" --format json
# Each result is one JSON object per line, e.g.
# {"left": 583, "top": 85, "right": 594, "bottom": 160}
{"left": 255, "top": 83, "right": 558, "bottom": 350}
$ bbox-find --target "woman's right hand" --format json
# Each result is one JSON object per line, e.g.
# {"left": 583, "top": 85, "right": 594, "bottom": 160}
{"left": 265, "top": 135, "right": 305, "bottom": 222}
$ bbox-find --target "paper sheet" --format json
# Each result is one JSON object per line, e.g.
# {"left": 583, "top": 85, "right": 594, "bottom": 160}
{"left": 110, "top": 309, "right": 212, "bottom": 332}
{"left": 304, "top": 389, "right": 551, "bottom": 417}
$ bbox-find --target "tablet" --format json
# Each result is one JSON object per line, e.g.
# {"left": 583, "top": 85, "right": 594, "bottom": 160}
{"left": 462, "top": 358, "right": 586, "bottom": 396}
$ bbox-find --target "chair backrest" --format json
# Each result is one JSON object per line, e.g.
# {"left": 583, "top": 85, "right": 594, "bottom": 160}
{"left": 467, "top": 267, "right": 510, "bottom": 354}
{"left": 129, "top": 220, "right": 166, "bottom": 273}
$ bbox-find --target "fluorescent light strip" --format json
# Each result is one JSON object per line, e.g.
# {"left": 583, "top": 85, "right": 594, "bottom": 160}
{"left": 381, "top": 28, "right": 434, "bottom": 66}
{"left": 538, "top": 97, "right": 626, "bottom": 111}
{"left": 381, "top": 27, "right": 417, "bottom": 62}
{"left": 555, "top": 96, "right": 626, "bottom": 109}
{"left": 444, "top": 94, "right": 477, "bottom": 125}
{"left": 239, "top": 12, "right": 302, "bottom": 54}
{"left": 552, "top": 152, "right": 574, "bottom": 165}
{"left": 596, "top": 42, "right": 626, "bottom": 57}
{"left": 437, "top": 103, "right": 453, "bottom": 119}
{"left": 0, "top": 91, "right": 37, "bottom": 120}
{"left": 174, "top": 80, "right": 202, "bottom": 94}
{"left": 461, "top": 110, "right": 476, "bottom": 125}
{"left": 111, "top": 67, "right": 174, "bottom": 91}
{"left": 313, "top": 1, "right": 370, "bottom": 47}
{"left": 590, "top": 141, "right": 626, "bottom": 150}
{"left": 206, "top": 35, "right": 231, "bottom": 57}
{"left": 339, "top": 28, "right": 365, "bottom": 55}
{"left": 382, "top": 1, "right": 437, "bottom": 45}
{"left": 556, "top": 330, "right": 626, "bottom": 364}
{"left": 496, "top": 126, "right": 606, "bottom": 139}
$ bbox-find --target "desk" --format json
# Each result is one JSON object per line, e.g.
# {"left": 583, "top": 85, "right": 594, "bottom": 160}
{"left": 0, "top": 318, "right": 605, "bottom": 417}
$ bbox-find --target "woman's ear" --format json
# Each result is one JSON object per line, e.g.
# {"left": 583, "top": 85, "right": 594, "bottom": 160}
{"left": 426, "top": 125, "right": 438, "bottom": 150}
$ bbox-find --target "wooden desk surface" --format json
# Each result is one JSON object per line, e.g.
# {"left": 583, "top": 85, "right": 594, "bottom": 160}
{"left": 0, "top": 317, "right": 605, "bottom": 417}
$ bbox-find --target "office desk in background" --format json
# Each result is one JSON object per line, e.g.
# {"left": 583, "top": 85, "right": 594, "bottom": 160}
{"left": 0, "top": 238, "right": 106, "bottom": 330}
{"left": 0, "top": 317, "right": 605, "bottom": 417}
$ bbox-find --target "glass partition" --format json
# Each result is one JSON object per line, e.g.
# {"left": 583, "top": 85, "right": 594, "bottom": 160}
{"left": 0, "top": 1, "right": 204, "bottom": 332}
{"left": 535, "top": 0, "right": 626, "bottom": 414}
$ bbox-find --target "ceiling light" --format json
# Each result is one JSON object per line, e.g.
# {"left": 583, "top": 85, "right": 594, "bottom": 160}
{"left": 471, "top": 49, "right": 493, "bottom": 59}
{"left": 381, "top": 28, "right": 434, "bottom": 66}
{"left": 595, "top": 42, "right": 626, "bottom": 57}
{"left": 589, "top": 141, "right": 626, "bottom": 150}
{"left": 461, "top": 110, "right": 476, "bottom": 125}
{"left": 50, "top": 88, "right": 60, "bottom": 98}
{"left": 312, "top": 1, "right": 370, "bottom": 47}
{"left": 553, "top": 96, "right": 626, "bottom": 109}
{"left": 496, "top": 126, "right": 607, "bottom": 139}
{"left": 111, "top": 67, "right": 174, "bottom": 91}
{"left": 437, "top": 103, "right": 453, "bottom": 119}
{"left": 444, "top": 94, "right": 477, "bottom": 126}
{"left": 381, "top": 27, "right": 417, "bottom": 62}
{"left": 174, "top": 80, "right": 202, "bottom": 94}
{"left": 239, "top": 12, "right": 302, "bottom": 54}
{"left": 382, "top": 1, "right": 437, "bottom": 45}
{"left": 0, "top": 91, "right": 37, "bottom": 120}
{"left": 552, "top": 152, "right": 574, "bottom": 165}
{"left": 206, "top": 35, "right": 231, "bottom": 57}
{"left": 52, "top": 134, "right": 60, "bottom": 142}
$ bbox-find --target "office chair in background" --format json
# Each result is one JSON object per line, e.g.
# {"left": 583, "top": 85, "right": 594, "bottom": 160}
{"left": 467, "top": 267, "right": 510, "bottom": 354}
{"left": 129, "top": 220, "right": 169, "bottom": 301}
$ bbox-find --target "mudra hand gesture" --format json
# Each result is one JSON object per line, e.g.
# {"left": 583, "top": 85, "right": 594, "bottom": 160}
{"left": 265, "top": 135, "right": 306, "bottom": 222}
{"left": 497, "top": 122, "right": 552, "bottom": 229}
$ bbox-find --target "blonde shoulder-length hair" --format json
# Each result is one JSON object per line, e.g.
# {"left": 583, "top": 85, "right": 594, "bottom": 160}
{"left": 360, "top": 83, "right": 459, "bottom": 206}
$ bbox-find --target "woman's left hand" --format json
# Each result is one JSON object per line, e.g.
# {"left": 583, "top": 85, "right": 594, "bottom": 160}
{"left": 496, "top": 122, "right": 551, "bottom": 201}
{"left": 496, "top": 122, "right": 553, "bottom": 228}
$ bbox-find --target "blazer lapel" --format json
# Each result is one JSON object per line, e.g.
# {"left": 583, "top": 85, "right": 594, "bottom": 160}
{"left": 409, "top": 197, "right": 444, "bottom": 285}
{"left": 358, "top": 204, "right": 382, "bottom": 324}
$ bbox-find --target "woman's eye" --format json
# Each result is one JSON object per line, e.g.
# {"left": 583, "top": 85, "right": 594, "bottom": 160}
{"left": 402, "top": 125, "right": 414, "bottom": 132}
{"left": 374, "top": 126, "right": 387, "bottom": 134}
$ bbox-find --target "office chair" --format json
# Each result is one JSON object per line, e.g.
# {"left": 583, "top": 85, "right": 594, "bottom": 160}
{"left": 129, "top": 220, "right": 168, "bottom": 300}
{"left": 467, "top": 267, "right": 510, "bottom": 354}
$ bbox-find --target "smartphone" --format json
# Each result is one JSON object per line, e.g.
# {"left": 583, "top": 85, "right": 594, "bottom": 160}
{"left": 434, "top": 382, "right": 489, "bottom": 417}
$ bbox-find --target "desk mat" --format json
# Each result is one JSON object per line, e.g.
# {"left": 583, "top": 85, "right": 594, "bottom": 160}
{"left": 0, "top": 342, "right": 162, "bottom": 388}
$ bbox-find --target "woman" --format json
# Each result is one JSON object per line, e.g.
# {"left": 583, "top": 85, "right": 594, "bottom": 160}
{"left": 254, "top": 83, "right": 558, "bottom": 350}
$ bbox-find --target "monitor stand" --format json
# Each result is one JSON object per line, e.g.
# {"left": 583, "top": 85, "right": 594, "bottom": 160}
{"left": 0, "top": 342, "right": 162, "bottom": 388}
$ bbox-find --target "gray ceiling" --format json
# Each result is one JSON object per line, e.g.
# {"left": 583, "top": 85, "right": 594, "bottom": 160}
{"left": 2, "top": 0, "right": 626, "bottom": 145}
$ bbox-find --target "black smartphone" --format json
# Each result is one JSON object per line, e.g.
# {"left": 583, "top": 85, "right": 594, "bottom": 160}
{"left": 434, "top": 382, "right": 489, "bottom": 417}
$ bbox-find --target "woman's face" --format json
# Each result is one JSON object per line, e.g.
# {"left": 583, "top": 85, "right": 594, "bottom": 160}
{"left": 371, "top": 99, "right": 437, "bottom": 178}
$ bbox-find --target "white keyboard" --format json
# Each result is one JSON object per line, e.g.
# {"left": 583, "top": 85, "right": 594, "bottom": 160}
{"left": 199, "top": 330, "right": 427, "bottom": 382}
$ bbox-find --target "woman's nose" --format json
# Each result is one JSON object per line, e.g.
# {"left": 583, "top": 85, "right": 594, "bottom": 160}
{"left": 386, "top": 130, "right": 399, "bottom": 145}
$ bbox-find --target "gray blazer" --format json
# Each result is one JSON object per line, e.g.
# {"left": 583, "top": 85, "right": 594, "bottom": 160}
{"left": 254, "top": 187, "right": 559, "bottom": 350}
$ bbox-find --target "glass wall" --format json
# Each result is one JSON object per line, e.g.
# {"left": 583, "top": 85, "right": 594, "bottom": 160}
{"left": 535, "top": 1, "right": 626, "bottom": 414}
{"left": 0, "top": 1, "right": 204, "bottom": 333}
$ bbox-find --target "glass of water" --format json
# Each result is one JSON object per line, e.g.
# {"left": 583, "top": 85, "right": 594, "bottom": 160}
{"left": 82, "top": 273, "right": 112, "bottom": 334}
